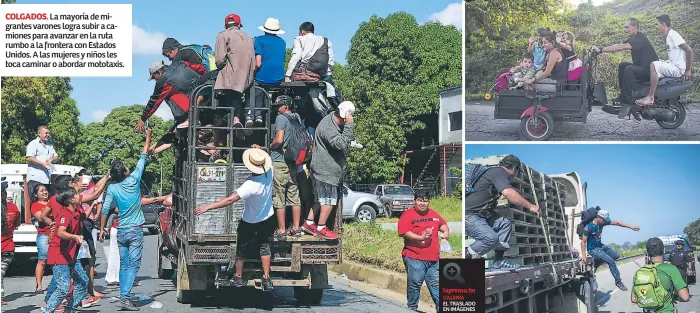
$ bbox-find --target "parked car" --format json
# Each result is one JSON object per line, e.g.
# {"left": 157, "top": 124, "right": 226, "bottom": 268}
{"left": 645, "top": 236, "right": 696, "bottom": 284}
{"left": 373, "top": 184, "right": 415, "bottom": 218}
{"left": 105, "top": 184, "right": 163, "bottom": 236}
{"left": 341, "top": 185, "right": 381, "bottom": 223}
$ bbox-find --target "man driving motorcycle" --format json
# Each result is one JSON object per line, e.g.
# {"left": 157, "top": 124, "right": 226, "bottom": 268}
{"left": 590, "top": 18, "right": 659, "bottom": 119}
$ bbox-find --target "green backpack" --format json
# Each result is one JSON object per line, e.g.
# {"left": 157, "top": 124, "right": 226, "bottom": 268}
{"left": 632, "top": 263, "right": 670, "bottom": 309}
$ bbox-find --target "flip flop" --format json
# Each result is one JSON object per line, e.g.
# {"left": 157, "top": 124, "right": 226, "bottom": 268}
{"left": 635, "top": 96, "right": 654, "bottom": 106}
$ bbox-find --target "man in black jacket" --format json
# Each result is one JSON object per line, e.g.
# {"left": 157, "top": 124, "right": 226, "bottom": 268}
{"left": 669, "top": 240, "right": 693, "bottom": 284}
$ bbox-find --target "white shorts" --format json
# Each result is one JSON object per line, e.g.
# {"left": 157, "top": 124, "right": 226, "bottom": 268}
{"left": 652, "top": 61, "right": 683, "bottom": 79}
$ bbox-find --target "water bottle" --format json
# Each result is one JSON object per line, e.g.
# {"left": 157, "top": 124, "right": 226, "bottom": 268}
{"left": 440, "top": 239, "right": 452, "bottom": 253}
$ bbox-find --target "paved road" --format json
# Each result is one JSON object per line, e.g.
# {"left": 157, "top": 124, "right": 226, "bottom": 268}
{"left": 380, "top": 221, "right": 463, "bottom": 234}
{"left": 2, "top": 233, "right": 429, "bottom": 313}
{"left": 465, "top": 101, "right": 700, "bottom": 141}
{"left": 595, "top": 256, "right": 700, "bottom": 313}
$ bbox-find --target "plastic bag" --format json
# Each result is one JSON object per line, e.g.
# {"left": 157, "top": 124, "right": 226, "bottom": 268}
{"left": 440, "top": 239, "right": 452, "bottom": 253}
{"left": 77, "top": 241, "right": 91, "bottom": 259}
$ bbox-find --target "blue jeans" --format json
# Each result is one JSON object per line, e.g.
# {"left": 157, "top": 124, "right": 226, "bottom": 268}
{"left": 589, "top": 245, "right": 621, "bottom": 282}
{"left": 464, "top": 213, "right": 513, "bottom": 256}
{"left": 43, "top": 263, "right": 88, "bottom": 313}
{"left": 118, "top": 226, "right": 144, "bottom": 301}
{"left": 402, "top": 256, "right": 439, "bottom": 312}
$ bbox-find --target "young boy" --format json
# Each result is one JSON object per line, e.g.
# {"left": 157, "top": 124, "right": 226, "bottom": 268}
{"left": 194, "top": 148, "right": 275, "bottom": 291}
{"left": 509, "top": 53, "right": 537, "bottom": 89}
{"left": 43, "top": 188, "right": 90, "bottom": 313}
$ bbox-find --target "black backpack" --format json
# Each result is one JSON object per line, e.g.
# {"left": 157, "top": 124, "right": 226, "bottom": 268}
{"left": 282, "top": 114, "right": 313, "bottom": 165}
{"left": 307, "top": 38, "right": 330, "bottom": 75}
{"left": 576, "top": 206, "right": 601, "bottom": 238}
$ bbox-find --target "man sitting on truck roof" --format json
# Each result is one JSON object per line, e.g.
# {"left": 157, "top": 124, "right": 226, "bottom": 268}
{"left": 463, "top": 155, "right": 540, "bottom": 270}
{"left": 162, "top": 38, "right": 203, "bottom": 68}
{"left": 580, "top": 209, "right": 639, "bottom": 291}
{"left": 194, "top": 148, "right": 275, "bottom": 292}
{"left": 632, "top": 237, "right": 689, "bottom": 312}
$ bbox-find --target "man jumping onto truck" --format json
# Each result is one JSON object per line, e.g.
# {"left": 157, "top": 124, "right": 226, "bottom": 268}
{"left": 194, "top": 148, "right": 275, "bottom": 292}
{"left": 580, "top": 209, "right": 639, "bottom": 291}
{"left": 463, "top": 155, "right": 540, "bottom": 270}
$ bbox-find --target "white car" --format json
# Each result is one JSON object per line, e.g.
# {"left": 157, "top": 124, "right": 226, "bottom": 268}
{"left": 341, "top": 185, "right": 382, "bottom": 223}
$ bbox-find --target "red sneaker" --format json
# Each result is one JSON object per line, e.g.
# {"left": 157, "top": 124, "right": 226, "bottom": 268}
{"left": 301, "top": 223, "right": 318, "bottom": 236}
{"left": 55, "top": 305, "right": 65, "bottom": 312}
{"left": 316, "top": 227, "right": 338, "bottom": 240}
{"left": 81, "top": 296, "right": 101, "bottom": 308}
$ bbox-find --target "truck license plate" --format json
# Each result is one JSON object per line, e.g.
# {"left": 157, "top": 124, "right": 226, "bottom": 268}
{"left": 197, "top": 166, "right": 227, "bottom": 182}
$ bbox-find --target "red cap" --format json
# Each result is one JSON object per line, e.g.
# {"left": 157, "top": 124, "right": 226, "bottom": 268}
{"left": 225, "top": 14, "right": 242, "bottom": 28}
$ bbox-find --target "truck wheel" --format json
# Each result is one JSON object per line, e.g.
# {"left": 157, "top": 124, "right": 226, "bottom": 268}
{"left": 656, "top": 100, "right": 686, "bottom": 129}
{"left": 157, "top": 234, "right": 173, "bottom": 280}
{"left": 520, "top": 111, "right": 554, "bottom": 141}
{"left": 294, "top": 287, "right": 324, "bottom": 305}
{"left": 355, "top": 205, "right": 376, "bottom": 223}
{"left": 176, "top": 249, "right": 196, "bottom": 304}
{"left": 583, "top": 280, "right": 597, "bottom": 313}
{"left": 383, "top": 205, "right": 392, "bottom": 218}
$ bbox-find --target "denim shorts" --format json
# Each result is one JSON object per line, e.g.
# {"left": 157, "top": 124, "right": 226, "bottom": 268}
{"left": 312, "top": 177, "right": 339, "bottom": 206}
{"left": 36, "top": 233, "right": 49, "bottom": 260}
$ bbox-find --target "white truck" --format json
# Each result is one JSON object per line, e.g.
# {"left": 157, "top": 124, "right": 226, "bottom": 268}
{"left": 465, "top": 155, "right": 598, "bottom": 313}
{"left": 1, "top": 164, "right": 86, "bottom": 257}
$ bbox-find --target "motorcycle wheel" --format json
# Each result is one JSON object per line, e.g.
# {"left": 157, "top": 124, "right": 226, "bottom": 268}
{"left": 520, "top": 111, "right": 555, "bottom": 141}
{"left": 656, "top": 100, "right": 686, "bottom": 129}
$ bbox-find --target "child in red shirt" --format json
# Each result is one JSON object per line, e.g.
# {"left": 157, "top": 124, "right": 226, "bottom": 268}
{"left": 43, "top": 188, "right": 91, "bottom": 313}
{"left": 1, "top": 183, "right": 21, "bottom": 305}
{"left": 397, "top": 192, "right": 449, "bottom": 312}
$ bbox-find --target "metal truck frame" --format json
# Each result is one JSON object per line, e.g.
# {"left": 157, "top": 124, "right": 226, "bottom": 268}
{"left": 466, "top": 156, "right": 598, "bottom": 313}
{"left": 157, "top": 80, "right": 342, "bottom": 305}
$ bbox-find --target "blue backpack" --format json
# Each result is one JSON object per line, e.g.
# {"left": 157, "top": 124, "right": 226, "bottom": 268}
{"left": 464, "top": 163, "right": 495, "bottom": 195}
{"left": 180, "top": 44, "right": 217, "bottom": 72}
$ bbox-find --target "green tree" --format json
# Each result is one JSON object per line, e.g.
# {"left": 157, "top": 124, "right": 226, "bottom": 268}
{"left": 74, "top": 105, "right": 174, "bottom": 192}
{"left": 1, "top": 77, "right": 83, "bottom": 164}
{"left": 684, "top": 219, "right": 700, "bottom": 247}
{"left": 341, "top": 13, "right": 461, "bottom": 183}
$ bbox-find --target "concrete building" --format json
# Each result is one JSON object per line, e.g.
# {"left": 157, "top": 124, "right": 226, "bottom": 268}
{"left": 439, "top": 86, "right": 462, "bottom": 145}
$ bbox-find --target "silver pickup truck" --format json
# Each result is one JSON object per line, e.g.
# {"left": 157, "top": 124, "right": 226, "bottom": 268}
{"left": 372, "top": 184, "right": 415, "bottom": 218}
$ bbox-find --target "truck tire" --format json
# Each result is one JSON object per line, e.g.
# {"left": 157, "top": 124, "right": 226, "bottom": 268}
{"left": 157, "top": 233, "right": 173, "bottom": 280}
{"left": 294, "top": 287, "right": 324, "bottom": 305}
{"left": 176, "top": 248, "right": 196, "bottom": 304}
{"left": 383, "top": 204, "right": 393, "bottom": 218}
{"left": 354, "top": 204, "right": 376, "bottom": 223}
{"left": 583, "top": 279, "right": 597, "bottom": 313}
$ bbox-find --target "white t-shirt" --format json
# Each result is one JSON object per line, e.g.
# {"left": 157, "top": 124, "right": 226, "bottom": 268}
{"left": 25, "top": 137, "right": 57, "bottom": 184}
{"left": 237, "top": 167, "right": 274, "bottom": 223}
{"left": 666, "top": 29, "right": 687, "bottom": 72}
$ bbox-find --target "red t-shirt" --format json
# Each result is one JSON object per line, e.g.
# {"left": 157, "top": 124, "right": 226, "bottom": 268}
{"left": 47, "top": 204, "right": 85, "bottom": 265}
{"left": 31, "top": 202, "right": 52, "bottom": 234}
{"left": 1, "top": 202, "right": 21, "bottom": 252}
{"left": 397, "top": 208, "right": 447, "bottom": 261}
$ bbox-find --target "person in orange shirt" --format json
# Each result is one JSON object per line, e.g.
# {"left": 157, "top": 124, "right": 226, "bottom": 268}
{"left": 1, "top": 179, "right": 21, "bottom": 305}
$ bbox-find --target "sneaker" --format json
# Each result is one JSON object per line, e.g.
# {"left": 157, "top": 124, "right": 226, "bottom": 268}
{"left": 615, "top": 281, "right": 628, "bottom": 291}
{"left": 287, "top": 228, "right": 303, "bottom": 237}
{"left": 81, "top": 296, "right": 101, "bottom": 308}
{"left": 316, "top": 227, "right": 339, "bottom": 240}
{"left": 117, "top": 298, "right": 139, "bottom": 311}
{"left": 255, "top": 116, "right": 264, "bottom": 125}
{"left": 261, "top": 277, "right": 274, "bottom": 292}
{"left": 55, "top": 305, "right": 65, "bottom": 312}
{"left": 273, "top": 229, "right": 287, "bottom": 241}
{"left": 301, "top": 223, "right": 318, "bottom": 236}
{"left": 490, "top": 260, "right": 521, "bottom": 271}
{"left": 233, "top": 116, "right": 244, "bottom": 139}
{"left": 244, "top": 117, "right": 254, "bottom": 137}
{"left": 350, "top": 141, "right": 364, "bottom": 149}
{"left": 230, "top": 275, "right": 244, "bottom": 288}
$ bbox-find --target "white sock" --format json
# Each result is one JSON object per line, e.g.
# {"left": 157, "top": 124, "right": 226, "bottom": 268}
{"left": 306, "top": 220, "right": 314, "bottom": 226}
{"left": 317, "top": 225, "right": 326, "bottom": 231}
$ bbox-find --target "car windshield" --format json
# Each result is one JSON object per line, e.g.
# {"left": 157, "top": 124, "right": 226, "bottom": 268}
{"left": 384, "top": 186, "right": 413, "bottom": 195}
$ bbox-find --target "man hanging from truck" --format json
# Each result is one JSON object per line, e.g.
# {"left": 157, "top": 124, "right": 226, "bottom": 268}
{"left": 669, "top": 239, "right": 693, "bottom": 284}
{"left": 580, "top": 209, "right": 639, "bottom": 291}
{"left": 463, "top": 155, "right": 540, "bottom": 270}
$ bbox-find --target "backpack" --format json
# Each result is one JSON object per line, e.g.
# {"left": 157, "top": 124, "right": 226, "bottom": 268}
{"left": 576, "top": 206, "right": 601, "bottom": 238}
{"left": 632, "top": 263, "right": 670, "bottom": 310}
{"left": 306, "top": 38, "right": 330, "bottom": 75}
{"left": 281, "top": 114, "right": 313, "bottom": 165}
{"left": 464, "top": 163, "right": 494, "bottom": 195}
{"left": 180, "top": 44, "right": 217, "bottom": 72}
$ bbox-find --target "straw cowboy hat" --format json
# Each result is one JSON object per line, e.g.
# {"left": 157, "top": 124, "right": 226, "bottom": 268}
{"left": 258, "top": 18, "right": 285, "bottom": 35}
{"left": 242, "top": 148, "right": 272, "bottom": 175}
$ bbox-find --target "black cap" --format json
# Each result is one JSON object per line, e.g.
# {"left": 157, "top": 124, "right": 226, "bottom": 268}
{"left": 646, "top": 237, "right": 665, "bottom": 257}
{"left": 162, "top": 38, "right": 181, "bottom": 51}
{"left": 500, "top": 154, "right": 521, "bottom": 170}
{"left": 676, "top": 240, "right": 684, "bottom": 245}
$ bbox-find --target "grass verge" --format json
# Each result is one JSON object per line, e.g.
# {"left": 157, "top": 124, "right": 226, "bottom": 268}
{"left": 342, "top": 223, "right": 462, "bottom": 273}
{"left": 375, "top": 196, "right": 462, "bottom": 223}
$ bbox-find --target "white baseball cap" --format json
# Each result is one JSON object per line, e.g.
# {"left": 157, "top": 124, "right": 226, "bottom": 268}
{"left": 338, "top": 101, "right": 356, "bottom": 118}
{"left": 597, "top": 210, "right": 611, "bottom": 223}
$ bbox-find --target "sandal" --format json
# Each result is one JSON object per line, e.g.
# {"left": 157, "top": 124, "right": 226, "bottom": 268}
{"left": 273, "top": 230, "right": 286, "bottom": 241}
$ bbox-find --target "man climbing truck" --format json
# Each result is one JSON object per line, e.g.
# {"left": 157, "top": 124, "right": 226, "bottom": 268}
{"left": 466, "top": 155, "right": 598, "bottom": 313}
{"left": 156, "top": 76, "right": 341, "bottom": 304}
